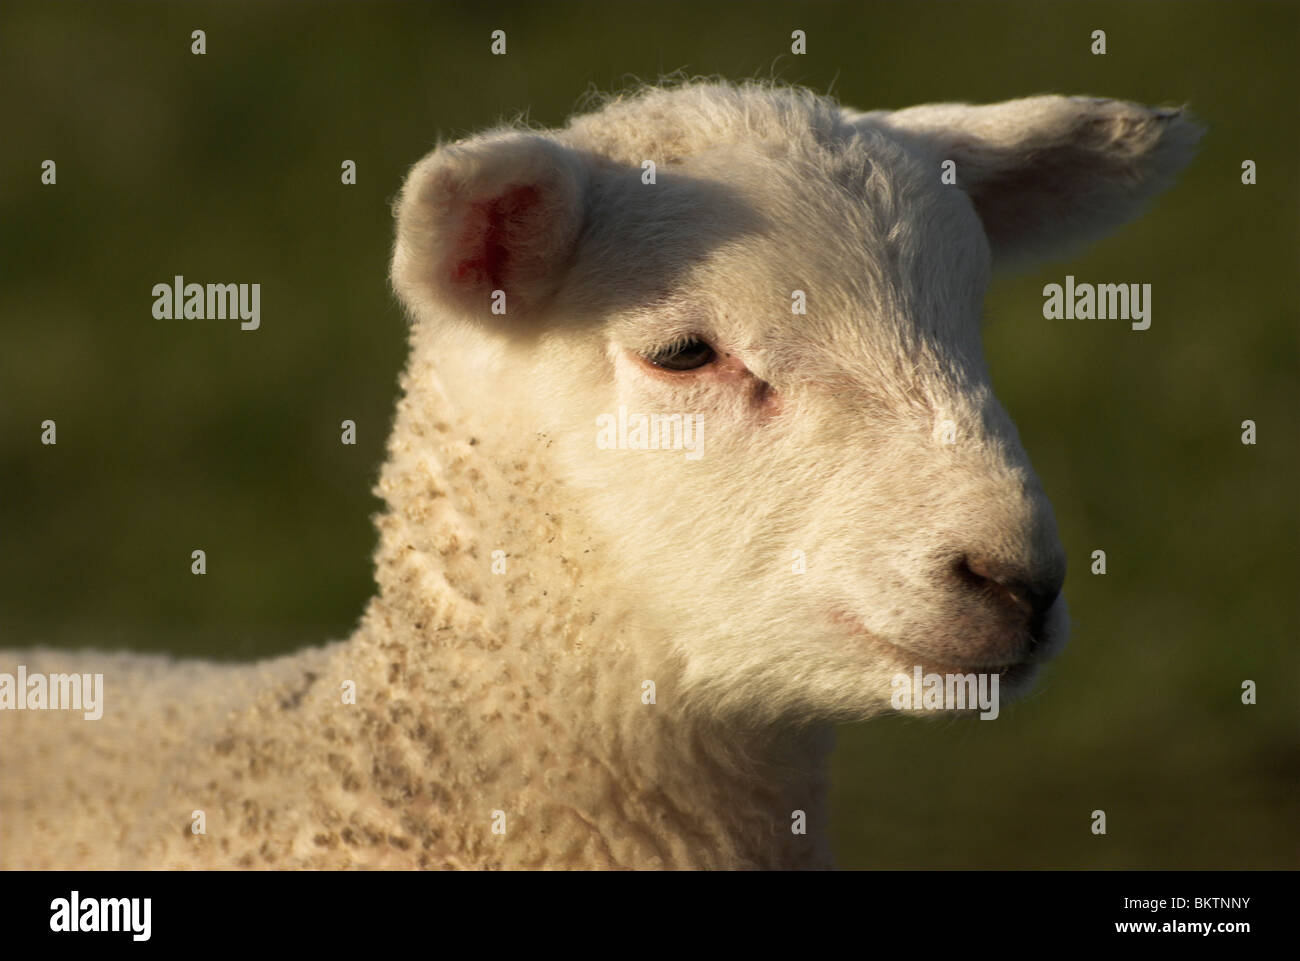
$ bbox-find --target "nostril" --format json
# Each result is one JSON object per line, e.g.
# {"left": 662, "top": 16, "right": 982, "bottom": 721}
{"left": 955, "top": 555, "right": 1062, "bottom": 630}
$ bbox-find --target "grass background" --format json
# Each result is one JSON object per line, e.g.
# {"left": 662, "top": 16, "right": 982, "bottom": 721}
{"left": 1, "top": 1, "right": 1295, "bottom": 868}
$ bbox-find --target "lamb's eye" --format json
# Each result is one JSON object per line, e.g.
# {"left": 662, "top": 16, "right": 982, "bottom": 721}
{"left": 643, "top": 338, "right": 717, "bottom": 371}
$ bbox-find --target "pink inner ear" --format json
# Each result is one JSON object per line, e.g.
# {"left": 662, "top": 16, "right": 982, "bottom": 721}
{"left": 451, "top": 184, "right": 542, "bottom": 291}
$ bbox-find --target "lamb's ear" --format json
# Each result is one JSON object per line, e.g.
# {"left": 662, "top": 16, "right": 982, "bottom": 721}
{"left": 391, "top": 131, "right": 587, "bottom": 321}
{"left": 854, "top": 96, "right": 1204, "bottom": 265}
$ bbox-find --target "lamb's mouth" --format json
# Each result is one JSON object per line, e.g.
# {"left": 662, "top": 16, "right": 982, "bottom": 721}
{"left": 872, "top": 640, "right": 1040, "bottom": 686}
{"left": 829, "top": 610, "right": 1045, "bottom": 682}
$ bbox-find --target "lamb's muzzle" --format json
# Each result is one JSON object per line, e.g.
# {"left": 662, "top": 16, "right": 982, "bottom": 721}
{"left": 954, "top": 553, "right": 1065, "bottom": 646}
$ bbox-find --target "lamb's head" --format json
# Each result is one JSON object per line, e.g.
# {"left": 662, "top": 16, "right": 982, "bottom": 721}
{"left": 390, "top": 83, "right": 1201, "bottom": 724}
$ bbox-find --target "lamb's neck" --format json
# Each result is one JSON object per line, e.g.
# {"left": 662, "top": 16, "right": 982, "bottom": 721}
{"left": 351, "top": 395, "right": 826, "bottom": 868}
{"left": 353, "top": 585, "right": 834, "bottom": 869}
{"left": 349, "top": 359, "right": 833, "bottom": 866}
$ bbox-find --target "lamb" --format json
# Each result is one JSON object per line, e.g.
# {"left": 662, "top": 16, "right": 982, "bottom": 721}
{"left": 0, "top": 81, "right": 1201, "bottom": 870}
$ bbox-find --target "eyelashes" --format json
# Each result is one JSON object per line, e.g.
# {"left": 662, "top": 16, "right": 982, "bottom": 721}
{"left": 642, "top": 336, "right": 717, "bottom": 371}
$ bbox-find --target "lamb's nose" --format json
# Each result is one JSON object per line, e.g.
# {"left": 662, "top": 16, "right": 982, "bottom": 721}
{"left": 954, "top": 555, "right": 1063, "bottom": 639}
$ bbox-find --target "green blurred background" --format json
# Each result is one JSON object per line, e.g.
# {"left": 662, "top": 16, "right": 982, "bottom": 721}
{"left": 1, "top": 1, "right": 1295, "bottom": 868}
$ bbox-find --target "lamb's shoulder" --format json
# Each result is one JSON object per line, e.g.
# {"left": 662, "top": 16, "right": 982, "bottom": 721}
{"left": 116, "top": 635, "right": 474, "bottom": 870}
